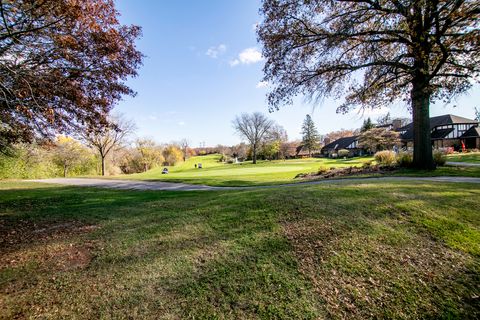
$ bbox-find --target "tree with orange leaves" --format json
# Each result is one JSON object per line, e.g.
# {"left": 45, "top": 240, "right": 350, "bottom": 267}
{"left": 0, "top": 0, "right": 143, "bottom": 154}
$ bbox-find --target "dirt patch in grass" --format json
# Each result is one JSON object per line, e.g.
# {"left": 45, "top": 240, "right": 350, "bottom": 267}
{"left": 0, "top": 220, "right": 99, "bottom": 272}
{"left": 47, "top": 243, "right": 94, "bottom": 271}
{"left": 0, "top": 220, "right": 98, "bottom": 253}
{"left": 282, "top": 218, "right": 479, "bottom": 319}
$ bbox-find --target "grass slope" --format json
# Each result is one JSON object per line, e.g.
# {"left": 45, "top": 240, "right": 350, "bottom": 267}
{"left": 1, "top": 181, "right": 479, "bottom": 319}
{"left": 447, "top": 152, "right": 480, "bottom": 163}
{"left": 122, "top": 154, "right": 374, "bottom": 186}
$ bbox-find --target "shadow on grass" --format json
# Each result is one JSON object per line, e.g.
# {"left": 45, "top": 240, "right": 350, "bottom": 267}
{"left": 1, "top": 181, "right": 479, "bottom": 318}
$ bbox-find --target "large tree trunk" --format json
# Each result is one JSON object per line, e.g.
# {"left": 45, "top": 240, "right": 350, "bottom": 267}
{"left": 252, "top": 143, "right": 257, "bottom": 164}
{"left": 101, "top": 155, "right": 106, "bottom": 176}
{"left": 411, "top": 80, "right": 434, "bottom": 170}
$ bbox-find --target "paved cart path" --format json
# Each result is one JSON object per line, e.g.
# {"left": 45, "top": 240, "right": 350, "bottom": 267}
{"left": 445, "top": 161, "right": 480, "bottom": 167}
{"left": 29, "top": 176, "right": 480, "bottom": 191}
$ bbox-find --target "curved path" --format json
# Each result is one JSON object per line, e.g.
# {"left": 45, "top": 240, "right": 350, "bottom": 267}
{"left": 30, "top": 176, "right": 480, "bottom": 191}
{"left": 445, "top": 161, "right": 480, "bottom": 167}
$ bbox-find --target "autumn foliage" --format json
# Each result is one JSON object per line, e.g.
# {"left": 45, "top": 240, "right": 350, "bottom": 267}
{"left": 0, "top": 0, "right": 143, "bottom": 153}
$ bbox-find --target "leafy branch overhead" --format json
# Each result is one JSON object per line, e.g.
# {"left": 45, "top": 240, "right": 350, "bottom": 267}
{"left": 0, "top": 0, "right": 143, "bottom": 152}
{"left": 258, "top": 0, "right": 479, "bottom": 169}
{"left": 258, "top": 0, "right": 479, "bottom": 112}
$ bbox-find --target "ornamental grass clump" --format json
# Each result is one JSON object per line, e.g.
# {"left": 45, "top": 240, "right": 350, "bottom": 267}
{"left": 374, "top": 150, "right": 396, "bottom": 166}
{"left": 396, "top": 151, "right": 413, "bottom": 168}
{"left": 433, "top": 150, "right": 447, "bottom": 166}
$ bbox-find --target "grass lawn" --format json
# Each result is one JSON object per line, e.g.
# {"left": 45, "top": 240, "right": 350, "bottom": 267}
{"left": 114, "top": 154, "right": 480, "bottom": 187}
{"left": 120, "top": 154, "right": 375, "bottom": 186}
{"left": 1, "top": 180, "right": 479, "bottom": 319}
{"left": 447, "top": 152, "right": 480, "bottom": 163}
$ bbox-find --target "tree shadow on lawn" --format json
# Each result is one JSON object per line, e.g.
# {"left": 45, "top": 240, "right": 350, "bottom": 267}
{"left": 265, "top": 182, "right": 480, "bottom": 319}
{"left": 1, "top": 182, "right": 479, "bottom": 319}
{"left": 0, "top": 186, "right": 320, "bottom": 318}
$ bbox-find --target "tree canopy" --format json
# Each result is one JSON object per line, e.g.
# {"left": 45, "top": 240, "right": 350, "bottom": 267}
{"left": 258, "top": 0, "right": 479, "bottom": 169}
{"left": 0, "top": 0, "right": 143, "bottom": 153}
{"left": 232, "top": 112, "right": 274, "bottom": 164}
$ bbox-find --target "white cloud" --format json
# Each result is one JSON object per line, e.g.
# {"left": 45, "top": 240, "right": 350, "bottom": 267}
{"left": 230, "top": 47, "right": 263, "bottom": 66}
{"left": 252, "top": 22, "right": 259, "bottom": 32}
{"left": 256, "top": 81, "right": 268, "bottom": 89}
{"left": 178, "top": 121, "right": 186, "bottom": 126}
{"left": 206, "top": 44, "right": 227, "bottom": 58}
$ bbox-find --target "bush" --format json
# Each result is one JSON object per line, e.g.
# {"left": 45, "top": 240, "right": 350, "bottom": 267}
{"left": 433, "top": 150, "right": 446, "bottom": 166}
{"left": 362, "top": 160, "right": 373, "bottom": 169}
{"left": 374, "top": 150, "right": 396, "bottom": 166}
{"left": 337, "top": 149, "right": 349, "bottom": 158}
{"left": 317, "top": 166, "right": 329, "bottom": 175}
{"left": 396, "top": 151, "right": 413, "bottom": 168}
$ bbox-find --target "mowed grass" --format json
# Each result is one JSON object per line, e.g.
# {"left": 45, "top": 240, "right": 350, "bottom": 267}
{"left": 1, "top": 180, "right": 479, "bottom": 319}
{"left": 447, "top": 152, "right": 480, "bottom": 163}
{"left": 122, "top": 154, "right": 374, "bottom": 186}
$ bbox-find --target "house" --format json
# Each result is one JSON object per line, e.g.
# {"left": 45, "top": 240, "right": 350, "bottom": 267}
{"left": 321, "top": 135, "right": 363, "bottom": 157}
{"left": 321, "top": 114, "right": 479, "bottom": 157}
{"left": 397, "top": 114, "right": 479, "bottom": 150}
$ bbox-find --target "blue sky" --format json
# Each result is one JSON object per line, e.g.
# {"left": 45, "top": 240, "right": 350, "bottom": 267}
{"left": 115, "top": 0, "right": 480, "bottom": 147}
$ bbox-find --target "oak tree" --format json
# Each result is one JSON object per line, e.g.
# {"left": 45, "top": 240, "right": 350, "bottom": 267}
{"left": 258, "top": 0, "right": 479, "bottom": 169}
{"left": 0, "top": 0, "right": 143, "bottom": 153}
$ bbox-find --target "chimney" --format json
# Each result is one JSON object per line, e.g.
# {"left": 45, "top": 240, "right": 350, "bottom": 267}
{"left": 392, "top": 119, "right": 402, "bottom": 130}
{"left": 323, "top": 137, "right": 331, "bottom": 145}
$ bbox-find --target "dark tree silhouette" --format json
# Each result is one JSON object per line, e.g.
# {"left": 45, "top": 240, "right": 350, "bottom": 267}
{"left": 258, "top": 0, "right": 479, "bottom": 169}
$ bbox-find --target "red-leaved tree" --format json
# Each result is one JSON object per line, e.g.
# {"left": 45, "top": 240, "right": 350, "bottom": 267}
{"left": 0, "top": 0, "right": 143, "bottom": 153}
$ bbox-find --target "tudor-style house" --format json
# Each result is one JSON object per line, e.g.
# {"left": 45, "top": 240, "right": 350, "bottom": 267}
{"left": 321, "top": 114, "right": 480, "bottom": 156}
{"left": 397, "top": 114, "right": 480, "bottom": 149}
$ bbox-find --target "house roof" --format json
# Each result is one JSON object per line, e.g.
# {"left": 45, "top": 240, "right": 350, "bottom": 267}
{"left": 430, "top": 128, "right": 454, "bottom": 139}
{"left": 322, "top": 136, "right": 359, "bottom": 151}
{"left": 398, "top": 114, "right": 478, "bottom": 140}
{"left": 461, "top": 126, "right": 480, "bottom": 138}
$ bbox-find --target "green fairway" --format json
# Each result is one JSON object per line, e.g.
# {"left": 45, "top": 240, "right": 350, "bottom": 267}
{"left": 447, "top": 152, "right": 480, "bottom": 163}
{"left": 122, "top": 154, "right": 374, "bottom": 186}
{"left": 1, "top": 180, "right": 479, "bottom": 319}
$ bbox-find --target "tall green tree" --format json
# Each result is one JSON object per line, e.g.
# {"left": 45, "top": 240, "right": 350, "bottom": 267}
{"left": 258, "top": 0, "right": 479, "bottom": 169}
{"left": 301, "top": 115, "right": 321, "bottom": 157}
{"left": 360, "top": 118, "right": 375, "bottom": 132}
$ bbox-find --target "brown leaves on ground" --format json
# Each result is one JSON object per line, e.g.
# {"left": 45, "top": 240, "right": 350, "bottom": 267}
{"left": 0, "top": 220, "right": 99, "bottom": 271}
{"left": 282, "top": 217, "right": 478, "bottom": 319}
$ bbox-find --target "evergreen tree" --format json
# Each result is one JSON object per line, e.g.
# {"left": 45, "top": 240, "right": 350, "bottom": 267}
{"left": 301, "top": 115, "right": 320, "bottom": 157}
{"left": 360, "top": 117, "right": 375, "bottom": 132}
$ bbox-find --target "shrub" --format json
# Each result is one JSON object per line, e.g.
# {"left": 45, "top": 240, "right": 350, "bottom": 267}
{"left": 362, "top": 160, "right": 373, "bottom": 169}
{"left": 396, "top": 151, "right": 413, "bottom": 168}
{"left": 433, "top": 150, "right": 446, "bottom": 166}
{"left": 317, "top": 166, "right": 329, "bottom": 175}
{"left": 374, "top": 150, "right": 396, "bottom": 166}
{"left": 337, "top": 149, "right": 349, "bottom": 158}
